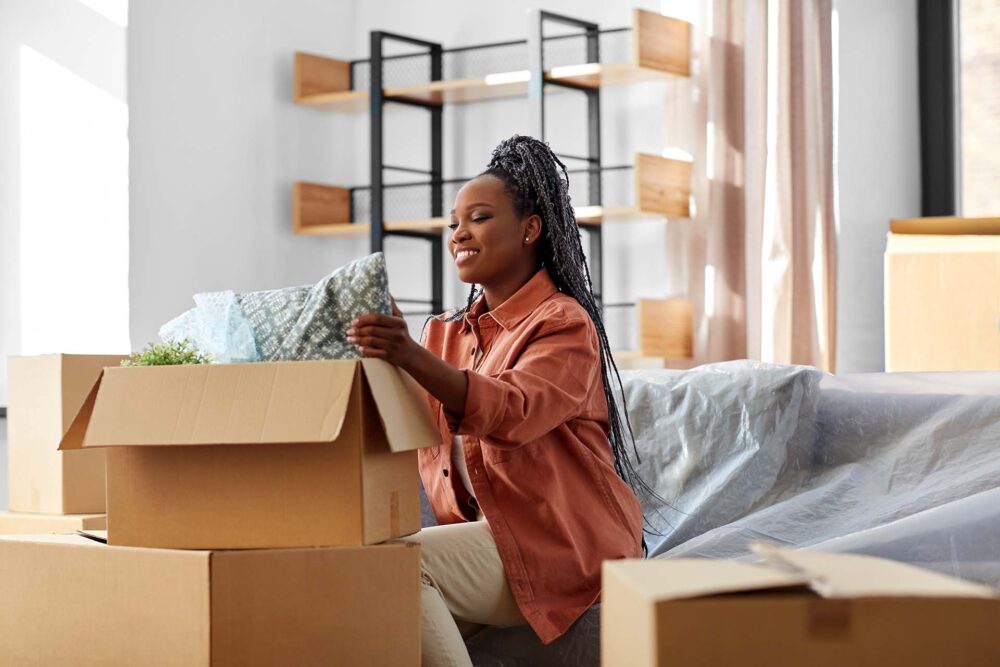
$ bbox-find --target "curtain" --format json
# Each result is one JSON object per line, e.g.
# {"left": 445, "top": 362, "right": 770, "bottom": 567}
{"left": 687, "top": 0, "right": 837, "bottom": 371}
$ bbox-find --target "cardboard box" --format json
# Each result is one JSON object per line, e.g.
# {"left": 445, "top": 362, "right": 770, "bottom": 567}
{"left": 7, "top": 354, "right": 125, "bottom": 514}
{"left": 0, "top": 509, "right": 106, "bottom": 533}
{"left": 59, "top": 359, "right": 440, "bottom": 549}
{"left": 602, "top": 545, "right": 1000, "bottom": 667}
{"left": 637, "top": 298, "right": 694, "bottom": 359}
{"left": 0, "top": 533, "right": 420, "bottom": 666}
{"left": 885, "top": 217, "right": 1000, "bottom": 371}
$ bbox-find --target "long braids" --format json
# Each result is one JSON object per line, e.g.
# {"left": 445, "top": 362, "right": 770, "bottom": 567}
{"left": 448, "top": 135, "right": 665, "bottom": 541}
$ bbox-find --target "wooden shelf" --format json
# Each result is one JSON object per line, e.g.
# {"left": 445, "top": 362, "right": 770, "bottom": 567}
{"left": 293, "top": 153, "right": 691, "bottom": 236}
{"left": 294, "top": 10, "right": 690, "bottom": 112}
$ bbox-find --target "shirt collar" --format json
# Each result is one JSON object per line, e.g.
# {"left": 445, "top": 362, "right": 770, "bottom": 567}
{"left": 461, "top": 268, "right": 558, "bottom": 332}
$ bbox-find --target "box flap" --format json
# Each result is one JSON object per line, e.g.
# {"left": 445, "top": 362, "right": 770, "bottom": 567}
{"left": 360, "top": 359, "right": 441, "bottom": 453}
{"left": 890, "top": 216, "right": 1000, "bottom": 235}
{"left": 752, "top": 544, "right": 999, "bottom": 599}
{"left": 605, "top": 559, "right": 809, "bottom": 603}
{"left": 58, "top": 371, "right": 104, "bottom": 450}
{"left": 65, "top": 361, "right": 358, "bottom": 448}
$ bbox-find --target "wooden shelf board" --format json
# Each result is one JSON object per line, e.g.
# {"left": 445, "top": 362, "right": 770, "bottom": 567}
{"left": 296, "top": 62, "right": 687, "bottom": 110}
{"left": 293, "top": 207, "right": 685, "bottom": 237}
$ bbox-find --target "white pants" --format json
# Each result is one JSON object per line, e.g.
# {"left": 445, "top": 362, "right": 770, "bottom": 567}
{"left": 399, "top": 521, "right": 528, "bottom": 667}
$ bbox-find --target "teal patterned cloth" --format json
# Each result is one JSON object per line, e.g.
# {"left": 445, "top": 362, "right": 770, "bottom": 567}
{"left": 160, "top": 253, "right": 391, "bottom": 362}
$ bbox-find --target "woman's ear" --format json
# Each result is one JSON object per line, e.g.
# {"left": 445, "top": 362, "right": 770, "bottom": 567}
{"left": 523, "top": 214, "right": 542, "bottom": 245}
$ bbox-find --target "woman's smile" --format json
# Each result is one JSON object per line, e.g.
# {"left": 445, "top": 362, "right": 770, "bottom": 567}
{"left": 454, "top": 247, "right": 480, "bottom": 266}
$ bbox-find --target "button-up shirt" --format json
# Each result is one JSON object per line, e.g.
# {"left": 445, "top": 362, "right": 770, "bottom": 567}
{"left": 419, "top": 268, "right": 644, "bottom": 644}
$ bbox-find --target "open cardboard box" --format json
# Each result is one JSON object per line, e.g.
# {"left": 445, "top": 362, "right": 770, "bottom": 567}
{"left": 602, "top": 545, "right": 1000, "bottom": 667}
{"left": 0, "top": 531, "right": 420, "bottom": 666}
{"left": 59, "top": 359, "right": 440, "bottom": 549}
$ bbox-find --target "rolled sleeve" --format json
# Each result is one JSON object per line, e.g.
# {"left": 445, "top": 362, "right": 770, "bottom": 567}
{"left": 446, "top": 317, "right": 601, "bottom": 447}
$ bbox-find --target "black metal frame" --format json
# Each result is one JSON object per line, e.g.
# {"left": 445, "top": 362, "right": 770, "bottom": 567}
{"left": 917, "top": 0, "right": 958, "bottom": 216}
{"left": 360, "top": 14, "right": 633, "bottom": 316}
{"left": 529, "top": 10, "right": 606, "bottom": 305}
{"left": 370, "top": 31, "right": 445, "bottom": 315}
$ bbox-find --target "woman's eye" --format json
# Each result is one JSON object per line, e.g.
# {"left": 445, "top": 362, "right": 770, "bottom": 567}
{"left": 472, "top": 216, "right": 490, "bottom": 223}
{"left": 447, "top": 222, "right": 458, "bottom": 230}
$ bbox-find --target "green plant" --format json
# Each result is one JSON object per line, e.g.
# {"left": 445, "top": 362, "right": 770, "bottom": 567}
{"left": 121, "top": 340, "right": 212, "bottom": 367}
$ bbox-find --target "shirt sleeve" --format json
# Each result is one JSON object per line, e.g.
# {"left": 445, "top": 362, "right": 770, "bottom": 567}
{"left": 445, "top": 316, "right": 601, "bottom": 448}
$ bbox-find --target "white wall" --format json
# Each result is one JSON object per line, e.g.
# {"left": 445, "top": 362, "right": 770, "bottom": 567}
{"left": 0, "top": 0, "right": 129, "bottom": 405}
{"left": 128, "top": 0, "right": 364, "bottom": 349}
{"left": 834, "top": 0, "right": 922, "bottom": 372}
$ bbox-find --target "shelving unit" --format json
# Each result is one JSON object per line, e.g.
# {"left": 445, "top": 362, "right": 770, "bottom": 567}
{"left": 292, "top": 8, "right": 692, "bottom": 317}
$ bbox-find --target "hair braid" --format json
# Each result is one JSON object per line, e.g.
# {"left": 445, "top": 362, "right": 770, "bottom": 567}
{"left": 448, "top": 135, "right": 668, "bottom": 544}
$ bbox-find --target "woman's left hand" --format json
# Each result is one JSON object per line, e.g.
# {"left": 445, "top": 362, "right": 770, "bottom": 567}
{"left": 347, "top": 298, "right": 418, "bottom": 368}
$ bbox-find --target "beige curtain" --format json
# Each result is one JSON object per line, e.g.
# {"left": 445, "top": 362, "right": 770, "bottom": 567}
{"left": 687, "top": 0, "right": 837, "bottom": 371}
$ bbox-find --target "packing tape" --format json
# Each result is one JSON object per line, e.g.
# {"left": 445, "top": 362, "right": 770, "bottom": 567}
{"left": 808, "top": 599, "right": 852, "bottom": 640}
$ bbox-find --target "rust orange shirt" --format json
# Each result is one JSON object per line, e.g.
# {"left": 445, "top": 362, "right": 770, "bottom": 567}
{"left": 418, "top": 268, "right": 644, "bottom": 644}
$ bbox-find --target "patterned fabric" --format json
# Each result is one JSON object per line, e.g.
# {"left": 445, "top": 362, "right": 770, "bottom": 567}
{"left": 239, "top": 252, "right": 391, "bottom": 361}
{"left": 160, "top": 253, "right": 391, "bottom": 362}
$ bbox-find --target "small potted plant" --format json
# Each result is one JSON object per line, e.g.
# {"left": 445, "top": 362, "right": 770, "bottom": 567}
{"left": 121, "top": 339, "right": 212, "bottom": 367}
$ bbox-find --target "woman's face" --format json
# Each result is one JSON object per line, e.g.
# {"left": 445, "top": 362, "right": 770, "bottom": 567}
{"left": 448, "top": 174, "right": 539, "bottom": 286}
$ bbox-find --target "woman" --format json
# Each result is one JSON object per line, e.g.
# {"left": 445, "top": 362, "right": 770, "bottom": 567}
{"left": 347, "top": 135, "right": 644, "bottom": 667}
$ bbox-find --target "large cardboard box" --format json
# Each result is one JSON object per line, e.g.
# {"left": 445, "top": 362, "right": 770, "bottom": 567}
{"left": 0, "top": 533, "right": 420, "bottom": 666}
{"left": 885, "top": 216, "right": 1000, "bottom": 371}
{"left": 7, "top": 354, "right": 125, "bottom": 514}
{"left": 0, "top": 509, "right": 106, "bottom": 533}
{"left": 59, "top": 359, "right": 440, "bottom": 549}
{"left": 602, "top": 545, "right": 1000, "bottom": 667}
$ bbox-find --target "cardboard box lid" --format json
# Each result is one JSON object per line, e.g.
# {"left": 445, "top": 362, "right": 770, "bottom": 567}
{"left": 752, "top": 544, "right": 998, "bottom": 599}
{"left": 58, "top": 359, "right": 439, "bottom": 454}
{"left": 890, "top": 216, "right": 1000, "bottom": 235}
{"left": 606, "top": 545, "right": 998, "bottom": 603}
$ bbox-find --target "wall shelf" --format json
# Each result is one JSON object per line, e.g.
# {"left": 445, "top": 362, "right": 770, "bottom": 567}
{"left": 293, "top": 10, "right": 690, "bottom": 112}
{"left": 291, "top": 7, "right": 692, "bottom": 314}
{"left": 293, "top": 153, "right": 691, "bottom": 235}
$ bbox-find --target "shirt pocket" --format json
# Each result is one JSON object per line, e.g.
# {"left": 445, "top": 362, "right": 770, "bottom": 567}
{"left": 481, "top": 440, "right": 511, "bottom": 464}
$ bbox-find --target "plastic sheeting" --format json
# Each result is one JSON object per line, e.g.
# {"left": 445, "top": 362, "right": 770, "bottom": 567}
{"left": 661, "top": 369, "right": 1000, "bottom": 587}
{"left": 462, "top": 362, "right": 1000, "bottom": 666}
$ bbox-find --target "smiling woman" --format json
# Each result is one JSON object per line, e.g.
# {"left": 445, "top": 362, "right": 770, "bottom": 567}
{"left": 347, "top": 135, "right": 649, "bottom": 667}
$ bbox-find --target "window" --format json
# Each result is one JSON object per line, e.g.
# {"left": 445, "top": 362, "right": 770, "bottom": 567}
{"left": 958, "top": 0, "right": 1000, "bottom": 216}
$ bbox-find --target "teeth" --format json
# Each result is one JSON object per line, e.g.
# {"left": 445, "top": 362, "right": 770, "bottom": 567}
{"left": 456, "top": 250, "right": 479, "bottom": 259}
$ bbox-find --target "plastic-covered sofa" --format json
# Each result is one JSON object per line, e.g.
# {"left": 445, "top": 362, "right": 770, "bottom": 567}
{"left": 415, "top": 362, "right": 1000, "bottom": 666}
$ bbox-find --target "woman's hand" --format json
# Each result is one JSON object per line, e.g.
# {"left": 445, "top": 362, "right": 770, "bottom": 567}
{"left": 347, "top": 298, "right": 419, "bottom": 369}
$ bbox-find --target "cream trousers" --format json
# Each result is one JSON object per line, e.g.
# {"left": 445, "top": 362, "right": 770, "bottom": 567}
{"left": 399, "top": 521, "right": 528, "bottom": 667}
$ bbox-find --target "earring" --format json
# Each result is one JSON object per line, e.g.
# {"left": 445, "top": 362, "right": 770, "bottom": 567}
{"left": 524, "top": 236, "right": 530, "bottom": 243}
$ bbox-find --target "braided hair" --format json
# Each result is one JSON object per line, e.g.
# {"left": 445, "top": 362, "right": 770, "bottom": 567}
{"left": 447, "top": 135, "right": 664, "bottom": 540}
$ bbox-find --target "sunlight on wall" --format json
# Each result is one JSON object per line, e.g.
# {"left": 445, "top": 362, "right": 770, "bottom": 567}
{"left": 19, "top": 44, "right": 130, "bottom": 354}
{"left": 76, "top": 0, "right": 128, "bottom": 26}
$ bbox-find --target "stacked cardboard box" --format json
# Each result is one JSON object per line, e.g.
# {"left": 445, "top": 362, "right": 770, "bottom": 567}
{"left": 885, "top": 216, "right": 1000, "bottom": 371}
{"left": 602, "top": 545, "right": 1000, "bottom": 666}
{"left": 3, "top": 358, "right": 440, "bottom": 665}
{"left": 1, "top": 354, "right": 125, "bottom": 533}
